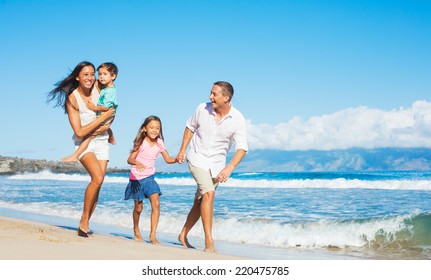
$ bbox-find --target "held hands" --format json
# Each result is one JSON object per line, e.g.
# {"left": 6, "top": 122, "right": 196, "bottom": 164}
{"left": 176, "top": 151, "right": 186, "bottom": 164}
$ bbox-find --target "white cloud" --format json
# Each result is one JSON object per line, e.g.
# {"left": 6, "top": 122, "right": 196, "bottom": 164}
{"left": 247, "top": 100, "right": 431, "bottom": 150}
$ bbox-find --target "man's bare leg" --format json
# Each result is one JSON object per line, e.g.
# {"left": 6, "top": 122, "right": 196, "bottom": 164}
{"left": 200, "top": 191, "right": 217, "bottom": 253}
{"left": 178, "top": 198, "right": 201, "bottom": 248}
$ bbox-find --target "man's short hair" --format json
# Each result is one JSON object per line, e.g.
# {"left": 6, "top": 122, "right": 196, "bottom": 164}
{"left": 214, "top": 81, "right": 234, "bottom": 101}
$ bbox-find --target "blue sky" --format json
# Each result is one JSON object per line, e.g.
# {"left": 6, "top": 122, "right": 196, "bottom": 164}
{"left": 0, "top": 0, "right": 430, "bottom": 168}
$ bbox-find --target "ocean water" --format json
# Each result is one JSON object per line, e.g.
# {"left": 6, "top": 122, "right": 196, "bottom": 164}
{"left": 1, "top": 170, "right": 430, "bottom": 259}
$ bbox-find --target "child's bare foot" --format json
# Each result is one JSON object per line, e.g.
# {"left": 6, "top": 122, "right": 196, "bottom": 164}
{"left": 204, "top": 239, "right": 217, "bottom": 253}
{"left": 134, "top": 230, "right": 143, "bottom": 241}
{"left": 62, "top": 155, "right": 79, "bottom": 162}
{"left": 204, "top": 247, "right": 218, "bottom": 253}
{"left": 149, "top": 237, "right": 160, "bottom": 245}
{"left": 108, "top": 137, "right": 116, "bottom": 145}
{"left": 178, "top": 234, "right": 195, "bottom": 249}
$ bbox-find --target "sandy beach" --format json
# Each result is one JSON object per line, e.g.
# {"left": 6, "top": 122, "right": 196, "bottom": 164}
{"left": 1, "top": 216, "right": 429, "bottom": 280}
{"left": 0, "top": 216, "right": 245, "bottom": 260}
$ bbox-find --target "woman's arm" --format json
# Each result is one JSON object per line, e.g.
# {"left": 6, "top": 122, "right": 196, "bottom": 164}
{"left": 66, "top": 94, "right": 114, "bottom": 139}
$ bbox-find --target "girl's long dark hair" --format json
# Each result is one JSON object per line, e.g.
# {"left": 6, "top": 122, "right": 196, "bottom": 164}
{"left": 47, "top": 61, "right": 95, "bottom": 114}
{"left": 131, "top": 116, "right": 164, "bottom": 152}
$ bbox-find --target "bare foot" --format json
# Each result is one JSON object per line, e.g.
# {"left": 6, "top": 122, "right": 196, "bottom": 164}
{"left": 62, "top": 155, "right": 79, "bottom": 162}
{"left": 79, "top": 220, "right": 90, "bottom": 233}
{"left": 204, "top": 247, "right": 218, "bottom": 253}
{"left": 149, "top": 236, "right": 161, "bottom": 245}
{"left": 134, "top": 229, "right": 143, "bottom": 241}
{"left": 178, "top": 234, "right": 195, "bottom": 249}
{"left": 77, "top": 228, "right": 89, "bottom": 238}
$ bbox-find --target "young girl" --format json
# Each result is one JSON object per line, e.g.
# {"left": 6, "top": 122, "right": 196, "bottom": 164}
{"left": 125, "top": 116, "right": 177, "bottom": 244}
{"left": 62, "top": 62, "right": 118, "bottom": 162}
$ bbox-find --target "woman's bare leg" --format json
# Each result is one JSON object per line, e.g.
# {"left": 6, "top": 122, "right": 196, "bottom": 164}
{"left": 88, "top": 159, "right": 108, "bottom": 220}
{"left": 78, "top": 153, "right": 106, "bottom": 236}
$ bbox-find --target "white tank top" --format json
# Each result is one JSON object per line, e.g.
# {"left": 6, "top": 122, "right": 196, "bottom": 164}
{"left": 72, "top": 87, "right": 108, "bottom": 143}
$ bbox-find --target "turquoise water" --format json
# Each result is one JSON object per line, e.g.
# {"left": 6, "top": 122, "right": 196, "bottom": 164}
{"left": 1, "top": 170, "right": 430, "bottom": 259}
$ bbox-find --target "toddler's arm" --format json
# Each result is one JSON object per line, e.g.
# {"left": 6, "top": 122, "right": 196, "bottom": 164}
{"left": 86, "top": 101, "right": 110, "bottom": 112}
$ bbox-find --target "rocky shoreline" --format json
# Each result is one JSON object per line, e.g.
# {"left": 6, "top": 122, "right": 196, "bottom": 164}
{"left": 0, "top": 156, "right": 128, "bottom": 175}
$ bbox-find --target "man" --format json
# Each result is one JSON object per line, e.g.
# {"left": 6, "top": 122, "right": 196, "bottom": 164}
{"left": 176, "top": 81, "right": 248, "bottom": 253}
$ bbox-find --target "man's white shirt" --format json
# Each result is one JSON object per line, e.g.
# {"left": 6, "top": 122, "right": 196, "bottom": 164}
{"left": 186, "top": 102, "right": 249, "bottom": 177}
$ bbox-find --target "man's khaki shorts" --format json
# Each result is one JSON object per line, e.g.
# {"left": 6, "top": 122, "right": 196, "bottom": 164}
{"left": 188, "top": 161, "right": 219, "bottom": 200}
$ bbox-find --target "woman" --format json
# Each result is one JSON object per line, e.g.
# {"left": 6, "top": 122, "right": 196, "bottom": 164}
{"left": 48, "top": 61, "right": 115, "bottom": 237}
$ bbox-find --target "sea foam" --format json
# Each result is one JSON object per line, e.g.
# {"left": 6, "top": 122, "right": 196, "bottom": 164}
{"left": 7, "top": 170, "right": 431, "bottom": 190}
{"left": 1, "top": 199, "right": 427, "bottom": 250}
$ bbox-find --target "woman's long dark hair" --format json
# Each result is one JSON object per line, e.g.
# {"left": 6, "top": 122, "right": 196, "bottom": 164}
{"left": 47, "top": 61, "right": 95, "bottom": 114}
{"left": 131, "top": 116, "right": 164, "bottom": 152}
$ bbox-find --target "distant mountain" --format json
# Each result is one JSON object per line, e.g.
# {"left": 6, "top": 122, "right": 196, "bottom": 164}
{"left": 228, "top": 148, "right": 431, "bottom": 172}
{"left": 155, "top": 148, "right": 431, "bottom": 172}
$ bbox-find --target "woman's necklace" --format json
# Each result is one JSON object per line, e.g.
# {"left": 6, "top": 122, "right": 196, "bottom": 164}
{"left": 77, "top": 88, "right": 92, "bottom": 104}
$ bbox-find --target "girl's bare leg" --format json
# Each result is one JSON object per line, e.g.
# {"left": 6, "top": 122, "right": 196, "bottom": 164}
{"left": 133, "top": 200, "right": 143, "bottom": 241}
{"left": 149, "top": 193, "right": 160, "bottom": 244}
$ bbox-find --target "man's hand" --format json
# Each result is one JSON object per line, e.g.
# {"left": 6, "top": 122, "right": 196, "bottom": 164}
{"left": 216, "top": 164, "right": 235, "bottom": 183}
{"left": 176, "top": 151, "right": 186, "bottom": 164}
